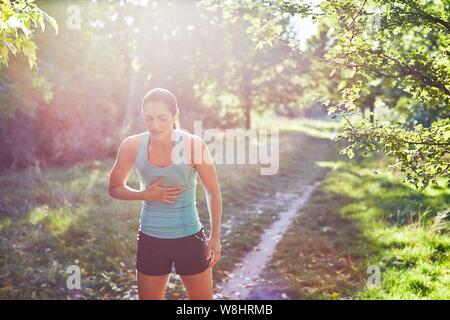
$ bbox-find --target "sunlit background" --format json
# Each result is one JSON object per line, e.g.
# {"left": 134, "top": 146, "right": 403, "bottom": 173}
{"left": 0, "top": 0, "right": 448, "bottom": 300}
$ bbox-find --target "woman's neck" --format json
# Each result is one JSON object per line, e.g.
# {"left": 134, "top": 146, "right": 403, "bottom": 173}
{"left": 150, "top": 129, "right": 176, "bottom": 149}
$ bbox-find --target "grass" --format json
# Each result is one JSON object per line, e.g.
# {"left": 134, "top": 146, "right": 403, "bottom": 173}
{"left": 267, "top": 151, "right": 450, "bottom": 299}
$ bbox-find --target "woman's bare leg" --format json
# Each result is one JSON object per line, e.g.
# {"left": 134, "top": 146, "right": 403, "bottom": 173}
{"left": 179, "top": 266, "right": 213, "bottom": 300}
{"left": 136, "top": 270, "right": 170, "bottom": 300}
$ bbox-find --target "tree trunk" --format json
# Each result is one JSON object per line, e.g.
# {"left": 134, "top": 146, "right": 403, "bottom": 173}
{"left": 245, "top": 101, "right": 251, "bottom": 130}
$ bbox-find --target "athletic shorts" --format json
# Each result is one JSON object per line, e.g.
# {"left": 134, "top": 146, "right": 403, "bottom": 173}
{"left": 136, "top": 227, "right": 212, "bottom": 276}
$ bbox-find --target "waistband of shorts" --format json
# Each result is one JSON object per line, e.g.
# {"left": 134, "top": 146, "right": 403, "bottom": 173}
{"left": 138, "top": 224, "right": 203, "bottom": 239}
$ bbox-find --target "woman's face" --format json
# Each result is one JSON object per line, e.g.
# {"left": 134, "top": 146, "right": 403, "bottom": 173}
{"left": 142, "top": 101, "right": 178, "bottom": 140}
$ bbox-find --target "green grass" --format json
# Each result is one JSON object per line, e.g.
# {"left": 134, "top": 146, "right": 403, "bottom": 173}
{"left": 267, "top": 152, "right": 450, "bottom": 299}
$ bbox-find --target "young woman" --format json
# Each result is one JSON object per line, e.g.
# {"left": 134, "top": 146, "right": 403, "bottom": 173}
{"left": 108, "top": 88, "right": 222, "bottom": 300}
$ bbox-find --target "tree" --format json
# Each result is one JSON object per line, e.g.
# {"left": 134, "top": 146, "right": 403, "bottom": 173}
{"left": 207, "top": 0, "right": 450, "bottom": 188}
{"left": 0, "top": 0, "right": 57, "bottom": 69}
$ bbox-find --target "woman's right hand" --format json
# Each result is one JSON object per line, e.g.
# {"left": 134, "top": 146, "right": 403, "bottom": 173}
{"left": 140, "top": 177, "right": 184, "bottom": 204}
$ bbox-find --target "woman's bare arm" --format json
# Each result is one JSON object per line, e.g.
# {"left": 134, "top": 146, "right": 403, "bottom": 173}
{"left": 108, "top": 137, "right": 144, "bottom": 201}
{"left": 193, "top": 136, "right": 222, "bottom": 267}
{"left": 193, "top": 136, "right": 222, "bottom": 241}
{"left": 108, "top": 135, "right": 184, "bottom": 203}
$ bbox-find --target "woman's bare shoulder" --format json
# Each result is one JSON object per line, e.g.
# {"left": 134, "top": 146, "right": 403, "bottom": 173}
{"left": 118, "top": 132, "right": 147, "bottom": 158}
{"left": 122, "top": 132, "right": 146, "bottom": 145}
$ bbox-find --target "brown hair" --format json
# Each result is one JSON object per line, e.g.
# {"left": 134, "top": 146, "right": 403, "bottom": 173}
{"left": 141, "top": 88, "right": 181, "bottom": 129}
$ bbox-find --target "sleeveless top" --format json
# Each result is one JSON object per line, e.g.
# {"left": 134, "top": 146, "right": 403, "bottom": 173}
{"left": 133, "top": 129, "right": 203, "bottom": 238}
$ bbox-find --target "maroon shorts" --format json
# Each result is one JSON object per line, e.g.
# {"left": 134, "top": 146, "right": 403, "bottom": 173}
{"left": 136, "top": 227, "right": 212, "bottom": 276}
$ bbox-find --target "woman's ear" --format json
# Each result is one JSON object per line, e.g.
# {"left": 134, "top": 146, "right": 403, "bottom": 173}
{"left": 173, "top": 112, "right": 180, "bottom": 129}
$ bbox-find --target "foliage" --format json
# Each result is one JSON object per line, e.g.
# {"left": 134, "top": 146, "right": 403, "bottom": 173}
{"left": 0, "top": 0, "right": 58, "bottom": 69}
{"left": 1, "top": 0, "right": 307, "bottom": 168}
{"left": 207, "top": 0, "right": 450, "bottom": 188}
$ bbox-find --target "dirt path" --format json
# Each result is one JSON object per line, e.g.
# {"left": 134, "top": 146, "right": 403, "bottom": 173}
{"left": 215, "top": 179, "right": 324, "bottom": 300}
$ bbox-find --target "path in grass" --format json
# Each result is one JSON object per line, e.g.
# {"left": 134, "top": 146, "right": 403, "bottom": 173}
{"left": 207, "top": 127, "right": 339, "bottom": 300}
{"left": 217, "top": 180, "right": 324, "bottom": 299}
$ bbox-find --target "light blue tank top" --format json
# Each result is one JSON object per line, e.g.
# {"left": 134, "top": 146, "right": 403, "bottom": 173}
{"left": 133, "top": 129, "right": 203, "bottom": 239}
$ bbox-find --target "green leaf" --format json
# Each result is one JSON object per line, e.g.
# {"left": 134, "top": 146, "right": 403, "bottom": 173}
{"left": 43, "top": 12, "right": 58, "bottom": 35}
{"left": 21, "top": 38, "right": 37, "bottom": 68}
{"left": 0, "top": 45, "right": 8, "bottom": 59}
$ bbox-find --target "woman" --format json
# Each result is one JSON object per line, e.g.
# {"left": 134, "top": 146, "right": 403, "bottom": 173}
{"left": 108, "top": 88, "right": 222, "bottom": 300}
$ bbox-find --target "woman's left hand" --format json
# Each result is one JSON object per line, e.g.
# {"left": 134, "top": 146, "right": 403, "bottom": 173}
{"left": 205, "top": 237, "right": 221, "bottom": 268}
